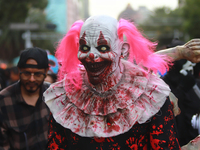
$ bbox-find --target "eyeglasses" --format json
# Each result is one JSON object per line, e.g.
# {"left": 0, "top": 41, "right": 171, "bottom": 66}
{"left": 20, "top": 71, "right": 46, "bottom": 81}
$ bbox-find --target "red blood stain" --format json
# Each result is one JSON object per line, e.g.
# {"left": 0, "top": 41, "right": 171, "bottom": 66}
{"left": 93, "top": 123, "right": 98, "bottom": 129}
{"left": 126, "top": 137, "right": 139, "bottom": 150}
{"left": 94, "top": 137, "right": 105, "bottom": 143}
{"left": 190, "top": 135, "right": 200, "bottom": 144}
{"left": 138, "top": 135, "right": 145, "bottom": 145}
{"left": 98, "top": 66, "right": 111, "bottom": 87}
{"left": 109, "top": 51, "right": 117, "bottom": 59}
{"left": 79, "top": 31, "right": 86, "bottom": 45}
{"left": 109, "top": 137, "right": 114, "bottom": 142}
{"left": 70, "top": 133, "right": 79, "bottom": 143}
{"left": 55, "top": 134, "right": 62, "bottom": 143}
{"left": 74, "top": 127, "right": 80, "bottom": 133}
{"left": 107, "top": 122, "right": 111, "bottom": 126}
{"left": 130, "top": 144, "right": 138, "bottom": 149}
{"left": 97, "top": 31, "right": 108, "bottom": 46}
{"left": 112, "top": 143, "right": 121, "bottom": 149}
{"left": 167, "top": 129, "right": 177, "bottom": 149}
{"left": 163, "top": 106, "right": 174, "bottom": 124}
{"left": 105, "top": 124, "right": 120, "bottom": 133}
{"left": 171, "top": 101, "right": 174, "bottom": 108}
{"left": 143, "top": 144, "right": 148, "bottom": 150}
{"left": 152, "top": 125, "right": 156, "bottom": 129}
{"left": 61, "top": 100, "right": 65, "bottom": 105}
{"left": 150, "top": 132, "right": 166, "bottom": 150}
{"left": 159, "top": 124, "right": 163, "bottom": 128}
{"left": 49, "top": 141, "right": 59, "bottom": 149}
{"left": 149, "top": 85, "right": 157, "bottom": 95}
{"left": 152, "top": 130, "right": 163, "bottom": 136}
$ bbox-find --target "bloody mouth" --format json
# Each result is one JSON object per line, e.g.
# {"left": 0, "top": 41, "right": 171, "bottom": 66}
{"left": 84, "top": 61, "right": 111, "bottom": 77}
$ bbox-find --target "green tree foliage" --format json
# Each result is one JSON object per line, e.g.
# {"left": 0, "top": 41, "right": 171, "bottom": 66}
{"left": 182, "top": 0, "right": 200, "bottom": 38}
{"left": 0, "top": 0, "right": 58, "bottom": 63}
{"left": 27, "top": 8, "right": 61, "bottom": 55}
{"left": 139, "top": 7, "right": 184, "bottom": 49}
{"left": 0, "top": 0, "right": 47, "bottom": 23}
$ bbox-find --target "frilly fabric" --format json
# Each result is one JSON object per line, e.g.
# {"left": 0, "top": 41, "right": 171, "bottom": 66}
{"left": 44, "top": 60, "right": 170, "bottom": 138}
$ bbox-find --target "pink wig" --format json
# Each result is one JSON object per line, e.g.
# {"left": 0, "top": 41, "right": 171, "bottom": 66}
{"left": 55, "top": 20, "right": 84, "bottom": 82}
{"left": 55, "top": 18, "right": 172, "bottom": 91}
{"left": 117, "top": 19, "right": 172, "bottom": 74}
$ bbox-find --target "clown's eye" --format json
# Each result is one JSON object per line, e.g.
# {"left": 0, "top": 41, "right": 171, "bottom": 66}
{"left": 83, "top": 46, "right": 88, "bottom": 50}
{"left": 96, "top": 45, "right": 110, "bottom": 52}
{"left": 101, "top": 47, "right": 107, "bottom": 51}
{"left": 80, "top": 45, "right": 90, "bottom": 51}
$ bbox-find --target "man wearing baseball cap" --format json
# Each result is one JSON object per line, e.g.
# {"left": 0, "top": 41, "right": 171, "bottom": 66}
{"left": 0, "top": 47, "right": 50, "bottom": 150}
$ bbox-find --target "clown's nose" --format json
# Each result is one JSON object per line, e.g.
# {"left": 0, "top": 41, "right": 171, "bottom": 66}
{"left": 89, "top": 53, "right": 95, "bottom": 59}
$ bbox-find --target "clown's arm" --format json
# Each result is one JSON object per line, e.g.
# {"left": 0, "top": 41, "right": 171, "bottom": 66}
{"left": 156, "top": 39, "right": 200, "bottom": 63}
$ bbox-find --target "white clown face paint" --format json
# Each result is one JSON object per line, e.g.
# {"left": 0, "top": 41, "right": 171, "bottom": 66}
{"left": 78, "top": 15, "right": 122, "bottom": 85}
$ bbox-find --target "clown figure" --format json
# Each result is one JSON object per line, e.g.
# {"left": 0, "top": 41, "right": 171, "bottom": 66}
{"left": 44, "top": 15, "right": 200, "bottom": 150}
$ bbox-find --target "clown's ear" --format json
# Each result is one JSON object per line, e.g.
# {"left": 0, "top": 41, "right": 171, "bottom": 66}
{"left": 121, "top": 42, "right": 130, "bottom": 60}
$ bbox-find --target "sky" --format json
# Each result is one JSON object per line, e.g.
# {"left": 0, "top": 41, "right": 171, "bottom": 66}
{"left": 89, "top": 0, "right": 179, "bottom": 19}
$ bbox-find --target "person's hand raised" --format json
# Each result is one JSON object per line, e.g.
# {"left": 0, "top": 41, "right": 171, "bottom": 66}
{"left": 178, "top": 39, "right": 200, "bottom": 63}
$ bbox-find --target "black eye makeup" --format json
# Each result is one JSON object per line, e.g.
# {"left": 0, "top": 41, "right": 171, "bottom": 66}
{"left": 80, "top": 45, "right": 90, "bottom": 52}
{"left": 96, "top": 45, "right": 110, "bottom": 52}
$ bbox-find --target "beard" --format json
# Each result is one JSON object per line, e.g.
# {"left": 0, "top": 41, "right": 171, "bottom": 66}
{"left": 21, "top": 80, "right": 43, "bottom": 93}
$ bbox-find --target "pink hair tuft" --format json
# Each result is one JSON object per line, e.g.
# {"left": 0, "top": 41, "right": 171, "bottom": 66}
{"left": 55, "top": 20, "right": 84, "bottom": 90}
{"left": 117, "top": 19, "right": 172, "bottom": 74}
{"left": 55, "top": 20, "right": 84, "bottom": 81}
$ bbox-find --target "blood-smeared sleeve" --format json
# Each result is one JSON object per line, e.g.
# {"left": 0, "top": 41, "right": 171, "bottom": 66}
{"left": 149, "top": 97, "right": 181, "bottom": 150}
{"left": 46, "top": 113, "right": 68, "bottom": 150}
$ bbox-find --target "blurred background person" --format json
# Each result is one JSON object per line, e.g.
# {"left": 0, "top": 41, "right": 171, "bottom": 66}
{"left": 45, "top": 51, "right": 59, "bottom": 84}
{"left": 0, "top": 65, "right": 19, "bottom": 91}
{"left": 6, "top": 66, "right": 20, "bottom": 86}
{"left": 0, "top": 47, "right": 50, "bottom": 150}
{"left": 162, "top": 38, "right": 200, "bottom": 146}
{"left": 0, "top": 66, "right": 8, "bottom": 91}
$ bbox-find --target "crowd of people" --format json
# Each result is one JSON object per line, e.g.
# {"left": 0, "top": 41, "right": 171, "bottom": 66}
{"left": 1, "top": 15, "right": 200, "bottom": 149}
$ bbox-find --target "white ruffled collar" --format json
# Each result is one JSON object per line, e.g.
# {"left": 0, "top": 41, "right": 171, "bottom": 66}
{"left": 44, "top": 60, "right": 170, "bottom": 137}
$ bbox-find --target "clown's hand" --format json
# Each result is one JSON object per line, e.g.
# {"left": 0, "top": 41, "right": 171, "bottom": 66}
{"left": 181, "top": 135, "right": 200, "bottom": 150}
{"left": 177, "top": 39, "right": 200, "bottom": 63}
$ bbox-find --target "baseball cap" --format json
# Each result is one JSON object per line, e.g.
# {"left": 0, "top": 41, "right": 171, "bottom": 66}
{"left": 17, "top": 47, "right": 49, "bottom": 69}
